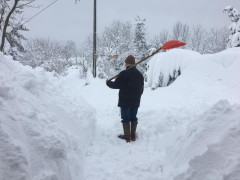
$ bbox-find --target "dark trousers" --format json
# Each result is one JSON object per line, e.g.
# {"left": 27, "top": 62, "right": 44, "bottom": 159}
{"left": 120, "top": 107, "right": 138, "bottom": 123}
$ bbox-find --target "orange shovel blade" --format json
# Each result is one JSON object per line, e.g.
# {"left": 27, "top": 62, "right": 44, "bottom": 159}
{"left": 162, "top": 40, "right": 186, "bottom": 50}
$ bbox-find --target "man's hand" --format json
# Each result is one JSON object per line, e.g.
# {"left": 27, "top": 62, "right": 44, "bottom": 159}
{"left": 106, "top": 79, "right": 110, "bottom": 85}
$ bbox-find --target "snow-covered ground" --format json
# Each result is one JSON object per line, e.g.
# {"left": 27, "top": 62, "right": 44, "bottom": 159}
{"left": 0, "top": 48, "right": 240, "bottom": 180}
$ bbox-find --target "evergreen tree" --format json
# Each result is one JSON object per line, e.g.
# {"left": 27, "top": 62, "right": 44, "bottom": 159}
{"left": 134, "top": 16, "right": 149, "bottom": 74}
{"left": 223, "top": 6, "right": 240, "bottom": 48}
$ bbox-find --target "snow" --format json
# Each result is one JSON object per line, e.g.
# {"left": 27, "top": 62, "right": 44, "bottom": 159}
{"left": 146, "top": 49, "right": 200, "bottom": 88}
{"left": 166, "top": 100, "right": 240, "bottom": 180}
{"left": 1, "top": 47, "right": 240, "bottom": 180}
{"left": 0, "top": 53, "right": 96, "bottom": 180}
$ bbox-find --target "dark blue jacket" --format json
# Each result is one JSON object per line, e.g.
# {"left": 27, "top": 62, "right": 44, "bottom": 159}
{"left": 107, "top": 67, "right": 144, "bottom": 107}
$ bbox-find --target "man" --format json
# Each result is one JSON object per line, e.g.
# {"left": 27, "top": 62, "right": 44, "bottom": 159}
{"left": 106, "top": 55, "right": 144, "bottom": 143}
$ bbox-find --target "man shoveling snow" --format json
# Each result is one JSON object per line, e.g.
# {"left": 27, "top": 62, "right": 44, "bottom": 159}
{"left": 106, "top": 55, "right": 144, "bottom": 143}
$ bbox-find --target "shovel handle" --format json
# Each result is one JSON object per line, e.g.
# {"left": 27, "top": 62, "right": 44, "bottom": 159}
{"left": 107, "top": 47, "right": 162, "bottom": 82}
{"left": 106, "top": 40, "right": 186, "bottom": 82}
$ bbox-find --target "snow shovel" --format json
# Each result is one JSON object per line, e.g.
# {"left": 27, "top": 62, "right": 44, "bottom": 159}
{"left": 107, "top": 40, "right": 186, "bottom": 82}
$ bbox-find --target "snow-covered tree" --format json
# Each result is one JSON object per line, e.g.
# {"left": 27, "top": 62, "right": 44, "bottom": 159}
{"left": 100, "top": 20, "right": 133, "bottom": 74}
{"left": 189, "top": 25, "right": 207, "bottom": 53}
{"left": 0, "top": 0, "right": 36, "bottom": 59}
{"left": 188, "top": 25, "right": 228, "bottom": 54}
{"left": 223, "top": 6, "right": 240, "bottom": 48}
{"left": 80, "top": 34, "right": 101, "bottom": 77}
{"left": 172, "top": 21, "right": 190, "bottom": 46}
{"left": 150, "top": 29, "right": 170, "bottom": 50}
{"left": 206, "top": 27, "right": 228, "bottom": 53}
{"left": 80, "top": 20, "right": 134, "bottom": 78}
{"left": 22, "top": 37, "right": 69, "bottom": 74}
{"left": 62, "top": 40, "right": 77, "bottom": 61}
{"left": 78, "top": 58, "right": 88, "bottom": 78}
{"left": 134, "top": 16, "right": 149, "bottom": 74}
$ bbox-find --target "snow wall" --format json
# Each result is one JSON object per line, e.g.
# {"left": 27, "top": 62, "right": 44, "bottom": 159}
{"left": 0, "top": 53, "right": 96, "bottom": 180}
{"left": 145, "top": 48, "right": 240, "bottom": 180}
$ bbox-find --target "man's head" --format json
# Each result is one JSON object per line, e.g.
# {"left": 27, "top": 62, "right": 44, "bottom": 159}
{"left": 125, "top": 55, "right": 135, "bottom": 67}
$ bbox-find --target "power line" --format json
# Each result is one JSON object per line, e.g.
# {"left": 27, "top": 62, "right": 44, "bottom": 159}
{"left": 22, "top": 0, "right": 59, "bottom": 25}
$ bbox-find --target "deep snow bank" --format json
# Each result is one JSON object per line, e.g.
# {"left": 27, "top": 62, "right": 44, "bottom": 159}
{"left": 147, "top": 49, "right": 200, "bottom": 88}
{"left": 143, "top": 48, "right": 240, "bottom": 180}
{"left": 165, "top": 100, "right": 240, "bottom": 180}
{"left": 0, "top": 54, "right": 96, "bottom": 180}
{"left": 147, "top": 48, "right": 240, "bottom": 92}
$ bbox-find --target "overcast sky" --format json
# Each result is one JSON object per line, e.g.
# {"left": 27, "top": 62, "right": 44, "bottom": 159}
{"left": 23, "top": 0, "right": 240, "bottom": 47}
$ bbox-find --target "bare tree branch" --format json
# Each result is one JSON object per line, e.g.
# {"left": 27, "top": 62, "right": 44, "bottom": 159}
{"left": 0, "top": 0, "right": 18, "bottom": 51}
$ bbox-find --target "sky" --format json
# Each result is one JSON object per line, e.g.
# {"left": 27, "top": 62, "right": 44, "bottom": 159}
{"left": 23, "top": 0, "right": 240, "bottom": 47}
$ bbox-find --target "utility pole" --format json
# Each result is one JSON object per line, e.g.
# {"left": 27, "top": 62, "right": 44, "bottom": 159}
{"left": 93, "top": 0, "right": 97, "bottom": 78}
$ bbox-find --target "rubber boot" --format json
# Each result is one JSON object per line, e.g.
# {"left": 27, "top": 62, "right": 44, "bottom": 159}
{"left": 118, "top": 122, "right": 130, "bottom": 143}
{"left": 131, "top": 121, "right": 138, "bottom": 141}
